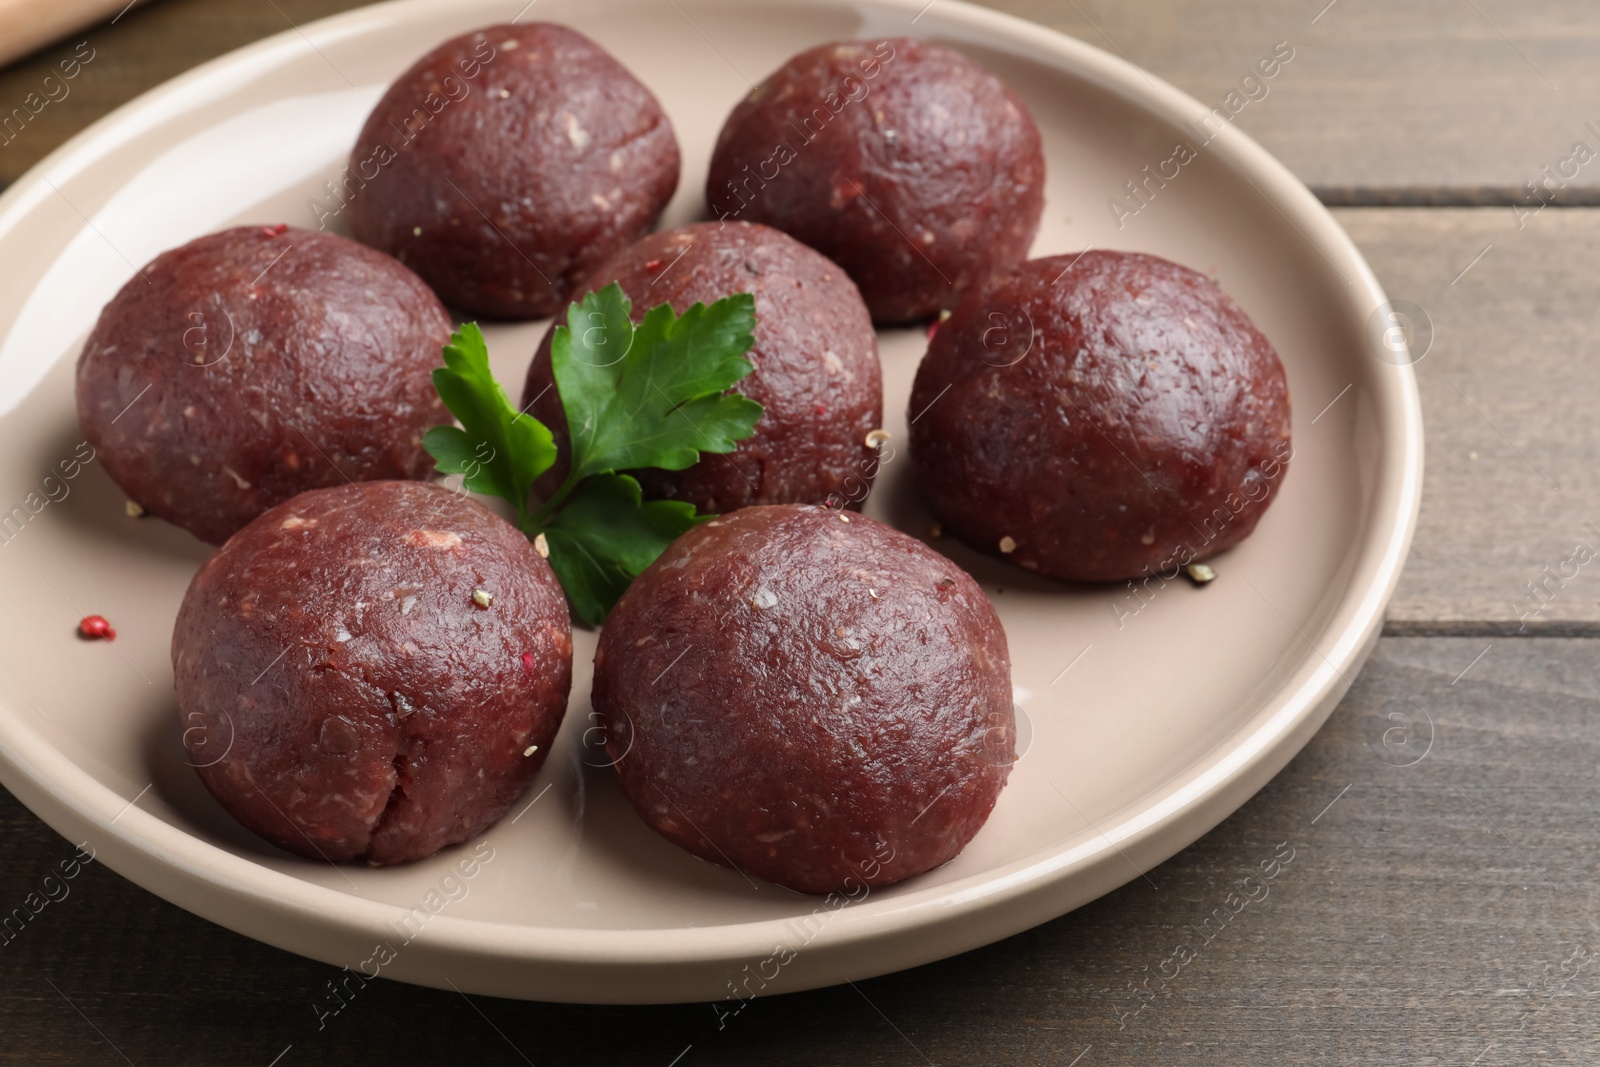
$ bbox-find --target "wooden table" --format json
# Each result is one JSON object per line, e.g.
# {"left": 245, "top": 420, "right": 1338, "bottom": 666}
{"left": 4, "top": 1, "right": 1597, "bottom": 1062}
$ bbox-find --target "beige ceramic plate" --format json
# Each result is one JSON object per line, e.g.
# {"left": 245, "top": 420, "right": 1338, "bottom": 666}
{"left": 0, "top": 0, "right": 1421, "bottom": 1003}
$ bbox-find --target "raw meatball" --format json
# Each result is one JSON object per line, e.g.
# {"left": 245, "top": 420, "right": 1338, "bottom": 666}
{"left": 909, "top": 251, "right": 1293, "bottom": 583}
{"left": 591, "top": 504, "right": 1013, "bottom": 894}
{"left": 706, "top": 37, "right": 1044, "bottom": 324}
{"left": 75, "top": 225, "right": 450, "bottom": 545}
{"left": 173, "top": 481, "right": 573, "bottom": 866}
{"left": 521, "top": 221, "right": 884, "bottom": 513}
{"left": 345, "top": 22, "right": 680, "bottom": 318}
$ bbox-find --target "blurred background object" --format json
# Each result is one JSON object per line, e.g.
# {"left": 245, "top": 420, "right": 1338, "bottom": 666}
{"left": 0, "top": 0, "right": 138, "bottom": 68}
{"left": 0, "top": 0, "right": 373, "bottom": 188}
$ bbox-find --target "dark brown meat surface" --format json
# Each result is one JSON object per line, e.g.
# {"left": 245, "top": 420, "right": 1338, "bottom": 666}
{"left": 346, "top": 22, "right": 680, "bottom": 318}
{"left": 591, "top": 504, "right": 1013, "bottom": 894}
{"left": 173, "top": 481, "right": 573, "bottom": 865}
{"left": 75, "top": 225, "right": 450, "bottom": 545}
{"left": 909, "top": 250, "right": 1293, "bottom": 582}
{"left": 707, "top": 37, "right": 1044, "bottom": 324}
{"left": 521, "top": 221, "right": 884, "bottom": 513}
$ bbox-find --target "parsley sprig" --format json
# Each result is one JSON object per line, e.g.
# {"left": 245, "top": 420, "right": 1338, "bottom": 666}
{"left": 422, "top": 283, "right": 762, "bottom": 625}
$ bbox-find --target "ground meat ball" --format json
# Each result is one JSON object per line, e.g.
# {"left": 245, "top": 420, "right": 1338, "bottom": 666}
{"left": 173, "top": 481, "right": 572, "bottom": 866}
{"left": 75, "top": 225, "right": 450, "bottom": 545}
{"left": 909, "top": 251, "right": 1293, "bottom": 583}
{"left": 591, "top": 504, "right": 1012, "bottom": 894}
{"left": 345, "top": 23, "right": 680, "bottom": 318}
{"left": 706, "top": 37, "right": 1044, "bottom": 324}
{"left": 521, "top": 222, "right": 884, "bottom": 513}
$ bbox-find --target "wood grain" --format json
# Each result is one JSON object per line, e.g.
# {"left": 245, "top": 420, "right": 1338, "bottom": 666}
{"left": 987, "top": 0, "right": 1600, "bottom": 196}
{"left": 1333, "top": 208, "right": 1600, "bottom": 632}
{"left": 3, "top": 637, "right": 1594, "bottom": 1065}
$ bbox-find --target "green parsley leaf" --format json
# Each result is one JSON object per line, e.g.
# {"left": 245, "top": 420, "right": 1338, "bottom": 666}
{"left": 422, "top": 287, "right": 763, "bottom": 626}
{"left": 550, "top": 283, "right": 763, "bottom": 486}
{"left": 422, "top": 323, "right": 555, "bottom": 525}
{"left": 541, "top": 473, "right": 704, "bottom": 625}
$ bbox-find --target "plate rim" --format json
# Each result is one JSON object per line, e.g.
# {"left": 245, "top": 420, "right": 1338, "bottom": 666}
{"left": 0, "top": 0, "right": 1424, "bottom": 999}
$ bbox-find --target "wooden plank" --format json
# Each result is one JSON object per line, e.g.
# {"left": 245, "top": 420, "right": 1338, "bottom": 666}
{"left": 0, "top": 0, "right": 373, "bottom": 185}
{"left": 1, "top": 636, "right": 1593, "bottom": 1063}
{"left": 5, "top": 0, "right": 1600, "bottom": 194}
{"left": 1331, "top": 207, "right": 1600, "bottom": 632}
{"left": 989, "top": 0, "right": 1600, "bottom": 196}
{"left": 0, "top": 0, "right": 136, "bottom": 69}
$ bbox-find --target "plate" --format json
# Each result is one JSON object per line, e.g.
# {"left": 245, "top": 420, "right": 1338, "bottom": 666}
{"left": 0, "top": 0, "right": 1422, "bottom": 1003}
